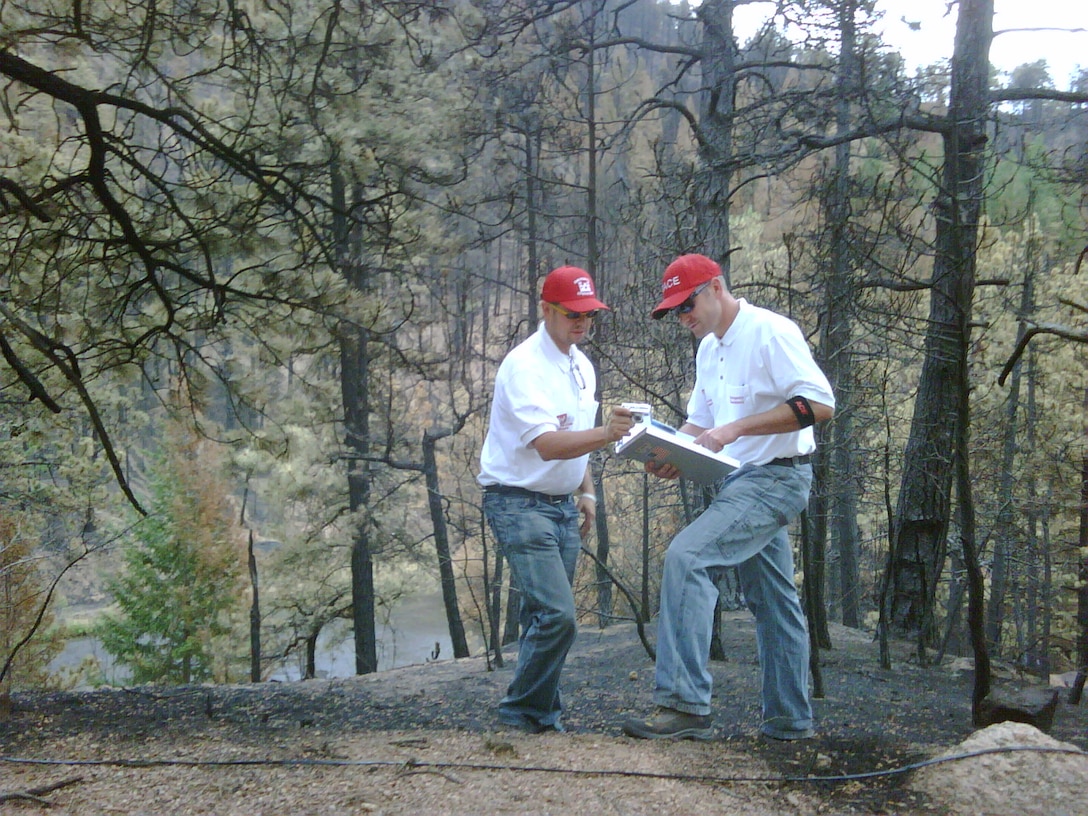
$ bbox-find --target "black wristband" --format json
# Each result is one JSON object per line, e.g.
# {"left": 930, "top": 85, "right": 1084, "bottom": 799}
{"left": 786, "top": 395, "right": 816, "bottom": 429}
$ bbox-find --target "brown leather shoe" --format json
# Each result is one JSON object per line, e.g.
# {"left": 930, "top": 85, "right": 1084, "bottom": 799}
{"left": 622, "top": 707, "right": 713, "bottom": 740}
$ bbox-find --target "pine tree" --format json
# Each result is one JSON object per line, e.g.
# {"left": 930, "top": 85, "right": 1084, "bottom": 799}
{"left": 98, "top": 422, "right": 244, "bottom": 685}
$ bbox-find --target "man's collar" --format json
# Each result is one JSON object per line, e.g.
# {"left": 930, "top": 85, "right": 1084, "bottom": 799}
{"left": 537, "top": 321, "right": 571, "bottom": 363}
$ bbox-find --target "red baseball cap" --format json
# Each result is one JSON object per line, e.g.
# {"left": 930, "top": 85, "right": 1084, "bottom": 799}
{"left": 541, "top": 266, "right": 609, "bottom": 311}
{"left": 651, "top": 254, "right": 721, "bottom": 319}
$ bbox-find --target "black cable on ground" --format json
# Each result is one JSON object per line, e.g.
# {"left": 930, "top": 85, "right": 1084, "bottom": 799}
{"left": 1, "top": 744, "right": 1085, "bottom": 786}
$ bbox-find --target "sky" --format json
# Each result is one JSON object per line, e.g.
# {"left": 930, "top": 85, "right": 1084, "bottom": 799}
{"left": 733, "top": 1, "right": 1088, "bottom": 89}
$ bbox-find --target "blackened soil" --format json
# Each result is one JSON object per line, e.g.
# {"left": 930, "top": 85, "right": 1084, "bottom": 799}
{"left": 3, "top": 614, "right": 1085, "bottom": 814}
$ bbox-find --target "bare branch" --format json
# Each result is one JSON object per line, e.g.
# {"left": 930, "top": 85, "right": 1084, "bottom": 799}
{"left": 998, "top": 321, "right": 1088, "bottom": 386}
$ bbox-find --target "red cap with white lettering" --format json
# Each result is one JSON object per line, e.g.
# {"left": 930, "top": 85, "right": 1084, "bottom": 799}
{"left": 541, "top": 266, "right": 609, "bottom": 311}
{"left": 651, "top": 254, "right": 721, "bottom": 319}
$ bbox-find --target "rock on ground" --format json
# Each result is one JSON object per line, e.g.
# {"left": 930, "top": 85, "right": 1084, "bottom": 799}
{"left": 910, "top": 721, "right": 1088, "bottom": 816}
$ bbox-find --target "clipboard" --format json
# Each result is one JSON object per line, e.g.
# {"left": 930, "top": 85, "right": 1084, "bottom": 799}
{"left": 615, "top": 421, "right": 739, "bottom": 485}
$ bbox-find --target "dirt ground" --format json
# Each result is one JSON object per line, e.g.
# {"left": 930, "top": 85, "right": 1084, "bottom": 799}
{"left": 2, "top": 613, "right": 1087, "bottom": 815}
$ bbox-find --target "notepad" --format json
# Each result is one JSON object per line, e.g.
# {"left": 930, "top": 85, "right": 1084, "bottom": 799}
{"left": 615, "top": 420, "right": 739, "bottom": 485}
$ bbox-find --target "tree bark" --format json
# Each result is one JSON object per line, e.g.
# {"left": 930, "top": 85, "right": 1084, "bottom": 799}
{"left": 956, "top": 351, "right": 990, "bottom": 723}
{"left": 825, "top": 0, "right": 862, "bottom": 631}
{"left": 986, "top": 256, "right": 1035, "bottom": 652}
{"left": 248, "top": 529, "right": 261, "bottom": 683}
{"left": 482, "top": 509, "right": 505, "bottom": 669}
{"left": 886, "top": 0, "right": 993, "bottom": 654}
{"left": 582, "top": 8, "right": 615, "bottom": 626}
{"left": 341, "top": 325, "right": 377, "bottom": 675}
{"left": 1069, "top": 386, "right": 1088, "bottom": 704}
{"left": 422, "top": 429, "right": 471, "bottom": 658}
{"left": 695, "top": 0, "right": 737, "bottom": 263}
{"left": 333, "top": 162, "right": 378, "bottom": 676}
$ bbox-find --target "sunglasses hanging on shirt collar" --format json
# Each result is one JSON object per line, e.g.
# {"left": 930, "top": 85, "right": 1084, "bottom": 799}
{"left": 569, "top": 354, "right": 587, "bottom": 391}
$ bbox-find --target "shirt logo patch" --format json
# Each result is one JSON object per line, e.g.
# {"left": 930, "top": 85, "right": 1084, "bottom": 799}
{"left": 557, "top": 412, "right": 573, "bottom": 431}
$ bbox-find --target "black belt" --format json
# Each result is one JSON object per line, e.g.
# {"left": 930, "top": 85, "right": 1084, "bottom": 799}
{"left": 484, "top": 485, "right": 572, "bottom": 504}
{"left": 767, "top": 455, "right": 812, "bottom": 467}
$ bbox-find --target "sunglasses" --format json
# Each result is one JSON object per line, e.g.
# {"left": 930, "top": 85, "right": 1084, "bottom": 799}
{"left": 552, "top": 305, "right": 601, "bottom": 320}
{"left": 673, "top": 281, "right": 712, "bottom": 315}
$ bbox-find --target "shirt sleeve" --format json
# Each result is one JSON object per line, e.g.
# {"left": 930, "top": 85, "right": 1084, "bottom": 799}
{"left": 504, "top": 368, "right": 560, "bottom": 444}
{"left": 764, "top": 323, "right": 836, "bottom": 409}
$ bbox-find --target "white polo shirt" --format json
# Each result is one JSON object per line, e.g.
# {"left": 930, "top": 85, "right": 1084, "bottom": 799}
{"left": 686, "top": 299, "right": 835, "bottom": 466}
{"left": 478, "top": 323, "right": 600, "bottom": 495}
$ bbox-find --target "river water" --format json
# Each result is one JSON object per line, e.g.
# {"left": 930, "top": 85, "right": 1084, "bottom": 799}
{"left": 48, "top": 591, "right": 483, "bottom": 688}
{"left": 269, "top": 591, "right": 484, "bottom": 681}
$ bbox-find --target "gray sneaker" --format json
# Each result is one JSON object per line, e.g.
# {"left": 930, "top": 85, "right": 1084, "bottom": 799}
{"left": 761, "top": 716, "right": 815, "bottom": 741}
{"left": 761, "top": 726, "right": 815, "bottom": 741}
{"left": 498, "top": 713, "right": 566, "bottom": 734}
{"left": 622, "top": 707, "right": 713, "bottom": 740}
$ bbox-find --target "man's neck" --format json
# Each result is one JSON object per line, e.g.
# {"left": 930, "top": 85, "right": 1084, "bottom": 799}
{"left": 543, "top": 323, "right": 571, "bottom": 355}
{"left": 713, "top": 295, "right": 741, "bottom": 338}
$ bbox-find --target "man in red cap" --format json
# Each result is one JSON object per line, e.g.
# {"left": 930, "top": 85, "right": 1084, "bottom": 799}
{"left": 623, "top": 253, "right": 835, "bottom": 741}
{"left": 479, "top": 265, "right": 635, "bottom": 733}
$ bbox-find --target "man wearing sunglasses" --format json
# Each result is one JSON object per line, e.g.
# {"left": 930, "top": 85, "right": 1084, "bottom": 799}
{"left": 479, "top": 265, "right": 635, "bottom": 734}
{"left": 622, "top": 253, "right": 835, "bottom": 742}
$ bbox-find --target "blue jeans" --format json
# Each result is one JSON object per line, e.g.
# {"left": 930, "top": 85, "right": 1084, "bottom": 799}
{"left": 653, "top": 462, "right": 814, "bottom": 739}
{"left": 484, "top": 491, "right": 580, "bottom": 729}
